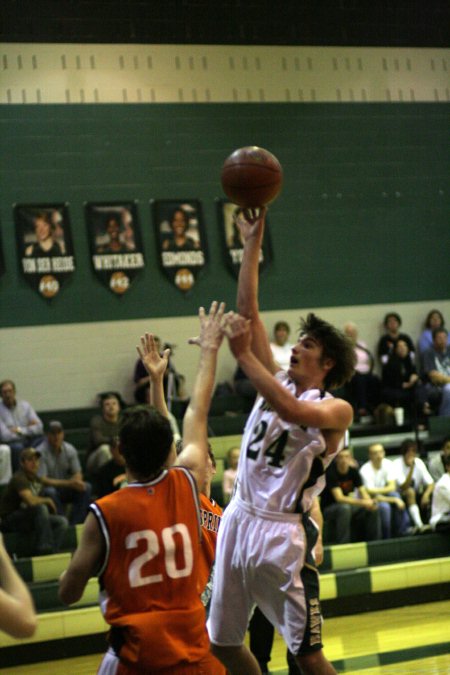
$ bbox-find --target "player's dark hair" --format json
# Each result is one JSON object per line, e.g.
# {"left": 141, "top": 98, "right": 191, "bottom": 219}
{"left": 299, "top": 313, "right": 356, "bottom": 390}
{"left": 383, "top": 312, "right": 402, "bottom": 328}
{"left": 425, "top": 309, "right": 445, "bottom": 329}
{"left": 119, "top": 406, "right": 173, "bottom": 479}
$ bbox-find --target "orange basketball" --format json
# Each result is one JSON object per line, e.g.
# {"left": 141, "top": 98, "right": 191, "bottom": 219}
{"left": 221, "top": 146, "right": 283, "bottom": 208}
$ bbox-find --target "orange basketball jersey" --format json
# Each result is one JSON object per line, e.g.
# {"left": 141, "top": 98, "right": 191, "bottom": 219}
{"left": 198, "top": 493, "right": 222, "bottom": 597}
{"left": 91, "top": 467, "right": 209, "bottom": 671}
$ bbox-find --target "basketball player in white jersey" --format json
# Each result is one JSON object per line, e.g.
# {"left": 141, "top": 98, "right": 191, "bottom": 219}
{"left": 208, "top": 208, "right": 356, "bottom": 675}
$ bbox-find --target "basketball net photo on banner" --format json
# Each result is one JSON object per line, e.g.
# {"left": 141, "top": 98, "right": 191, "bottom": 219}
{"left": 14, "top": 203, "right": 75, "bottom": 299}
{"left": 153, "top": 199, "right": 207, "bottom": 292}
{"left": 217, "top": 199, "right": 272, "bottom": 279}
{"left": 85, "top": 201, "right": 144, "bottom": 295}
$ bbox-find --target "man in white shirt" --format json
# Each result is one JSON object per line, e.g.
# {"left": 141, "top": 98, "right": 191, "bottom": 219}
{"left": 430, "top": 454, "right": 450, "bottom": 530}
{"left": 0, "top": 380, "right": 44, "bottom": 472}
{"left": 269, "top": 321, "right": 293, "bottom": 371}
{"left": 392, "top": 439, "right": 434, "bottom": 533}
{"left": 360, "top": 443, "right": 409, "bottom": 538}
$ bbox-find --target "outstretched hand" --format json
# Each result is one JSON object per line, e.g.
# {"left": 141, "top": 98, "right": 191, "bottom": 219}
{"left": 188, "top": 301, "right": 226, "bottom": 351}
{"left": 137, "top": 333, "right": 170, "bottom": 380}
{"left": 234, "top": 206, "right": 267, "bottom": 243}
{"left": 221, "top": 311, "right": 252, "bottom": 359}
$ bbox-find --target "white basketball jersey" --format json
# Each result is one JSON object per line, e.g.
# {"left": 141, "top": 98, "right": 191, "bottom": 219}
{"left": 236, "top": 371, "right": 342, "bottom": 514}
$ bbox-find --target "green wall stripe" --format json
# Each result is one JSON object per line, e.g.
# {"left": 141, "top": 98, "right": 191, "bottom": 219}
{"left": 335, "top": 568, "right": 372, "bottom": 597}
{"left": 0, "top": 102, "right": 448, "bottom": 328}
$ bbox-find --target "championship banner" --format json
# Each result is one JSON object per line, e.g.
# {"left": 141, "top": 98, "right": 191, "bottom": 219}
{"left": 86, "top": 202, "right": 144, "bottom": 295}
{"left": 217, "top": 200, "right": 272, "bottom": 279}
{"left": 153, "top": 199, "right": 207, "bottom": 292}
{"left": 14, "top": 203, "right": 75, "bottom": 299}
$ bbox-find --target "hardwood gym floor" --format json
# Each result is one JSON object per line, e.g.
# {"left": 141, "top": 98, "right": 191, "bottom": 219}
{"left": 2, "top": 600, "right": 449, "bottom": 674}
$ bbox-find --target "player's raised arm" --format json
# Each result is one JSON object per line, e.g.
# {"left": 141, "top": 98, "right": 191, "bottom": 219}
{"left": 176, "top": 301, "right": 225, "bottom": 490}
{"left": 235, "top": 207, "right": 278, "bottom": 374}
{"left": 136, "top": 333, "right": 171, "bottom": 418}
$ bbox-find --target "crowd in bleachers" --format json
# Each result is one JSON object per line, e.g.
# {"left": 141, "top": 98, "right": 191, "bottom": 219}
{"left": 0, "top": 308, "right": 449, "bottom": 556}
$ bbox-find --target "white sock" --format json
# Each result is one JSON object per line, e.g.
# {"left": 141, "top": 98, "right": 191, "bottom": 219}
{"left": 408, "top": 504, "right": 423, "bottom": 528}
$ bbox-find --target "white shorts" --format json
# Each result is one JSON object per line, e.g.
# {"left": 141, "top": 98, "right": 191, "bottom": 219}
{"left": 97, "top": 648, "right": 119, "bottom": 675}
{"left": 207, "top": 498, "right": 322, "bottom": 655}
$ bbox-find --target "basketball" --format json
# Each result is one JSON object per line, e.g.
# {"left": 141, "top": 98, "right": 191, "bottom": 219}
{"left": 221, "top": 146, "right": 283, "bottom": 208}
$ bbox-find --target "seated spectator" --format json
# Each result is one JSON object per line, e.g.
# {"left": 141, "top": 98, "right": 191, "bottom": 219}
{"left": 0, "top": 447, "right": 68, "bottom": 555}
{"left": 321, "top": 448, "right": 381, "bottom": 543}
{"left": 36, "top": 421, "right": 92, "bottom": 525}
{"left": 381, "top": 339, "right": 419, "bottom": 419}
{"left": 233, "top": 365, "right": 257, "bottom": 405}
{"left": 420, "top": 327, "right": 450, "bottom": 416}
{"left": 88, "top": 393, "right": 122, "bottom": 475}
{"left": 0, "top": 380, "right": 44, "bottom": 471}
{"left": 391, "top": 439, "right": 434, "bottom": 532}
{"left": 359, "top": 443, "right": 409, "bottom": 538}
{"left": 377, "top": 312, "right": 415, "bottom": 366}
{"left": 133, "top": 336, "right": 185, "bottom": 405}
{"left": 428, "top": 436, "right": 450, "bottom": 483}
{"left": 269, "top": 321, "right": 293, "bottom": 371}
{"left": 430, "top": 454, "right": 450, "bottom": 531}
{"left": 222, "top": 446, "right": 240, "bottom": 505}
{"left": 94, "top": 438, "right": 127, "bottom": 498}
{"left": 343, "top": 322, "right": 381, "bottom": 419}
{"left": 418, "top": 309, "right": 449, "bottom": 357}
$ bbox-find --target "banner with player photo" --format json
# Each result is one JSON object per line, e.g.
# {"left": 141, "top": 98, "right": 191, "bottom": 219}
{"left": 153, "top": 199, "right": 207, "bottom": 292}
{"left": 86, "top": 202, "right": 144, "bottom": 295}
{"left": 14, "top": 203, "right": 75, "bottom": 299}
{"left": 217, "top": 200, "right": 272, "bottom": 279}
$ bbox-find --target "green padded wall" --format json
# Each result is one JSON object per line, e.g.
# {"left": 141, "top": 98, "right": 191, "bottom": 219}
{"left": 0, "top": 102, "right": 448, "bottom": 328}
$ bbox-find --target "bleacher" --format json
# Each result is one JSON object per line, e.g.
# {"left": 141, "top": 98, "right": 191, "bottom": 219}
{"left": 1, "top": 396, "right": 449, "bottom": 668}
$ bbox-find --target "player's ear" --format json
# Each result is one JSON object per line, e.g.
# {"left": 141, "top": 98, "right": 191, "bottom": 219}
{"left": 322, "top": 357, "right": 335, "bottom": 373}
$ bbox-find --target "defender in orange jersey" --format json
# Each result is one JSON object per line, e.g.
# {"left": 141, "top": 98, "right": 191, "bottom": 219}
{"left": 59, "top": 302, "right": 227, "bottom": 674}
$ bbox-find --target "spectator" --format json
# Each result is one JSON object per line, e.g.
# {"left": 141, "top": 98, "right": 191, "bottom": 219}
{"left": 428, "top": 436, "right": 450, "bottom": 483}
{"left": 420, "top": 327, "right": 450, "bottom": 416}
{"left": 381, "top": 339, "right": 419, "bottom": 419}
{"left": 222, "top": 446, "right": 240, "bottom": 505}
{"left": 0, "top": 531, "right": 37, "bottom": 638}
{"left": 377, "top": 312, "right": 415, "bottom": 366}
{"left": 392, "top": 439, "right": 434, "bottom": 532}
{"left": 0, "top": 380, "right": 44, "bottom": 471}
{"left": 0, "top": 447, "right": 68, "bottom": 556}
{"left": 430, "top": 454, "right": 450, "bottom": 531}
{"left": 269, "top": 320, "right": 293, "bottom": 371}
{"left": 88, "top": 393, "right": 122, "bottom": 476}
{"left": 94, "top": 438, "right": 127, "bottom": 498}
{"left": 418, "top": 309, "right": 449, "bottom": 357}
{"left": 343, "top": 322, "right": 381, "bottom": 419}
{"left": 359, "top": 443, "right": 409, "bottom": 538}
{"left": 37, "top": 421, "right": 92, "bottom": 525}
{"left": 321, "top": 448, "right": 381, "bottom": 543}
{"left": 233, "top": 365, "right": 257, "bottom": 404}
